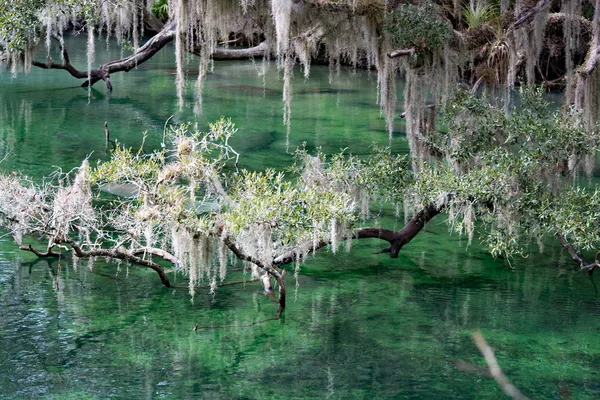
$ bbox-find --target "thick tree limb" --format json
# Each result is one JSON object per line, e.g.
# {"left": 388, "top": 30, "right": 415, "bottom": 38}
{"left": 273, "top": 202, "right": 444, "bottom": 267}
{"left": 202, "top": 41, "right": 269, "bottom": 60}
{"left": 576, "top": 0, "right": 600, "bottom": 78}
{"left": 32, "top": 19, "right": 271, "bottom": 91}
{"left": 131, "top": 247, "right": 180, "bottom": 266}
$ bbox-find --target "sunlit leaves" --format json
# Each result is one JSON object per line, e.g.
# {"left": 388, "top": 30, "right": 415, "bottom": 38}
{"left": 224, "top": 168, "right": 356, "bottom": 254}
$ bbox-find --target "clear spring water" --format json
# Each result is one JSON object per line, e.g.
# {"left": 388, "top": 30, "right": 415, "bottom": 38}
{"left": 0, "top": 37, "right": 599, "bottom": 399}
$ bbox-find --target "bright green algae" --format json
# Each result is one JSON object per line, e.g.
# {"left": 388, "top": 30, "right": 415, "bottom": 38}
{"left": 0, "top": 37, "right": 599, "bottom": 399}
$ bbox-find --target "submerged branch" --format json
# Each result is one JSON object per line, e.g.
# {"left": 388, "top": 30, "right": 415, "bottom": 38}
{"left": 194, "top": 316, "right": 281, "bottom": 330}
{"left": 472, "top": 331, "right": 530, "bottom": 400}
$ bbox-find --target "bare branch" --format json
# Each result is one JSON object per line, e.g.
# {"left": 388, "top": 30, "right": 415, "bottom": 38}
{"left": 31, "top": 34, "right": 87, "bottom": 80}
{"left": 19, "top": 244, "right": 63, "bottom": 258}
{"left": 64, "top": 239, "right": 172, "bottom": 288}
{"left": 387, "top": 48, "right": 416, "bottom": 59}
{"left": 131, "top": 247, "right": 180, "bottom": 266}
{"left": 209, "top": 42, "right": 269, "bottom": 60}
{"left": 32, "top": 19, "right": 270, "bottom": 91}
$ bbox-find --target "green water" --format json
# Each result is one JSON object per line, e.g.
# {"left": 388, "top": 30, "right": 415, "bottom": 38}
{"left": 0, "top": 37, "right": 599, "bottom": 399}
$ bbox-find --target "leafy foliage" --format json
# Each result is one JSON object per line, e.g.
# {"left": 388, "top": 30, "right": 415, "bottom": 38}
{"left": 151, "top": 0, "right": 169, "bottom": 22}
{"left": 462, "top": 1, "right": 498, "bottom": 30}
{"left": 383, "top": 2, "right": 452, "bottom": 52}
{"left": 0, "top": 0, "right": 95, "bottom": 52}
{"left": 422, "top": 87, "right": 600, "bottom": 257}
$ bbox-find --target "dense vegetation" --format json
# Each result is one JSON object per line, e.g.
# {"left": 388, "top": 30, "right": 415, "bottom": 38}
{"left": 1, "top": 0, "right": 600, "bottom": 325}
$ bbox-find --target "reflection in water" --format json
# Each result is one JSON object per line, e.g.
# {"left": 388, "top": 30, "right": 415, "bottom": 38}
{"left": 0, "top": 248, "right": 599, "bottom": 398}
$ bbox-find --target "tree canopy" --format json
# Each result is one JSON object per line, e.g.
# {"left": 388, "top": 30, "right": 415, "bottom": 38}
{"left": 2, "top": 0, "right": 600, "bottom": 321}
{"left": 2, "top": 0, "right": 600, "bottom": 127}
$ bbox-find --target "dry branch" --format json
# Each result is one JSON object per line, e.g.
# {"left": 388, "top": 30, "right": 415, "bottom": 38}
{"left": 387, "top": 48, "right": 416, "bottom": 59}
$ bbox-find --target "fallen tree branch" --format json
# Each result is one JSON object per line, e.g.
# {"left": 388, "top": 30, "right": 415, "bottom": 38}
{"left": 64, "top": 239, "right": 173, "bottom": 287}
{"left": 19, "top": 244, "right": 63, "bottom": 258}
{"left": 201, "top": 41, "right": 269, "bottom": 60}
{"left": 32, "top": 20, "right": 271, "bottom": 91}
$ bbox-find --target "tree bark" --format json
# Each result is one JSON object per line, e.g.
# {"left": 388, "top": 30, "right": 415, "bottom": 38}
{"left": 556, "top": 234, "right": 600, "bottom": 274}
{"left": 17, "top": 239, "right": 177, "bottom": 288}
{"left": 273, "top": 272, "right": 286, "bottom": 319}
{"left": 273, "top": 202, "right": 444, "bottom": 267}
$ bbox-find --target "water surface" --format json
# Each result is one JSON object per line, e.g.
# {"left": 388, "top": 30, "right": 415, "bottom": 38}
{"left": 0, "top": 37, "right": 599, "bottom": 399}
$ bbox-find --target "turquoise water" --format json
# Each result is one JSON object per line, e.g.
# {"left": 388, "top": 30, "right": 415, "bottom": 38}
{"left": 0, "top": 37, "right": 599, "bottom": 399}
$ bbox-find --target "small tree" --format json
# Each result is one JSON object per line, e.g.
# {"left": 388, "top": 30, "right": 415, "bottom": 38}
{"left": 2, "top": 88, "right": 599, "bottom": 319}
